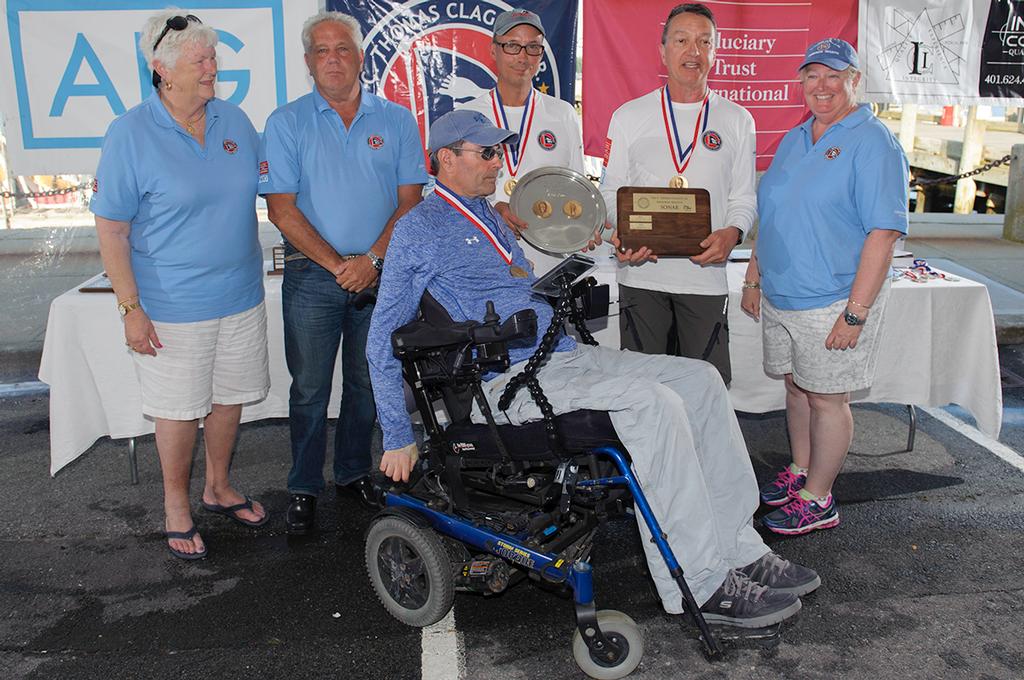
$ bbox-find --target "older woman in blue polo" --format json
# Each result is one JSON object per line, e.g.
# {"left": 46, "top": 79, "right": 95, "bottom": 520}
{"left": 91, "top": 10, "right": 270, "bottom": 560}
{"left": 740, "top": 38, "right": 909, "bottom": 536}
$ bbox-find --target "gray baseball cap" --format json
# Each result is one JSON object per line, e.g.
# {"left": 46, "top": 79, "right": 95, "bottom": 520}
{"left": 492, "top": 9, "right": 545, "bottom": 37}
{"left": 428, "top": 110, "right": 518, "bottom": 151}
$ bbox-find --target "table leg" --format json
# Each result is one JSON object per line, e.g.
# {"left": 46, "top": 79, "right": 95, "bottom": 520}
{"left": 905, "top": 404, "right": 916, "bottom": 453}
{"left": 128, "top": 437, "right": 139, "bottom": 485}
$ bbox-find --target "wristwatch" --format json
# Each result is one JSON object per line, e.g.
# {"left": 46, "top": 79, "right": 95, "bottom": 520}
{"left": 843, "top": 309, "right": 866, "bottom": 326}
{"left": 365, "top": 250, "right": 384, "bottom": 271}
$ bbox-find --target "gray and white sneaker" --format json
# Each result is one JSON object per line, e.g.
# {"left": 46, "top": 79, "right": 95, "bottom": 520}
{"left": 698, "top": 569, "right": 801, "bottom": 628}
{"left": 739, "top": 551, "right": 821, "bottom": 597}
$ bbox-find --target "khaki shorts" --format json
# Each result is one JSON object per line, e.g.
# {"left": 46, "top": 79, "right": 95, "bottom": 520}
{"left": 761, "top": 283, "right": 889, "bottom": 394}
{"left": 132, "top": 302, "right": 270, "bottom": 420}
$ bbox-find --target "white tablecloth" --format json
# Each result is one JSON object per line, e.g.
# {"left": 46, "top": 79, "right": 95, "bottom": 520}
{"left": 40, "top": 261, "right": 1003, "bottom": 475}
{"left": 725, "top": 261, "right": 1003, "bottom": 438}
{"left": 39, "top": 273, "right": 344, "bottom": 475}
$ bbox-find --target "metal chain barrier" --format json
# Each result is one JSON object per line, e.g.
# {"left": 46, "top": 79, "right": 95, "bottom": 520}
{"left": 0, "top": 181, "right": 92, "bottom": 200}
{"left": 910, "top": 154, "right": 1012, "bottom": 188}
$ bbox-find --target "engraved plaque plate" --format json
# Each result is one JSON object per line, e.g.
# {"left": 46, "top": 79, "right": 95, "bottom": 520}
{"left": 616, "top": 187, "right": 711, "bottom": 256}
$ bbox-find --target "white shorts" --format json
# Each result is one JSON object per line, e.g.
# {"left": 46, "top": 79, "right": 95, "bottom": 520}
{"left": 132, "top": 302, "right": 270, "bottom": 420}
{"left": 761, "top": 283, "right": 890, "bottom": 394}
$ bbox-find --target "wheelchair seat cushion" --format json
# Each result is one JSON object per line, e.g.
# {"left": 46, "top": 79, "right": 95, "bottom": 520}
{"left": 443, "top": 409, "right": 622, "bottom": 461}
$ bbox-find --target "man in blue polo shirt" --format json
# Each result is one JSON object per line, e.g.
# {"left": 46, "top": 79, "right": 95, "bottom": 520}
{"left": 260, "top": 10, "right": 427, "bottom": 534}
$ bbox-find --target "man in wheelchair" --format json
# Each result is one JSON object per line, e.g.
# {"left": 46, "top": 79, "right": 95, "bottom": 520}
{"left": 366, "top": 110, "right": 819, "bottom": 631}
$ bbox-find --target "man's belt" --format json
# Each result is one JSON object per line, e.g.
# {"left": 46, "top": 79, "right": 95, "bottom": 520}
{"left": 283, "top": 253, "right": 362, "bottom": 263}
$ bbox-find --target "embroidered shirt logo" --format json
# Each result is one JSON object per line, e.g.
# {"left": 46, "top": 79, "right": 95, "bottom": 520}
{"left": 465, "top": 235, "right": 480, "bottom": 245}
{"left": 91, "top": 178, "right": 98, "bottom": 193}
{"left": 223, "top": 139, "right": 238, "bottom": 154}
{"left": 702, "top": 130, "right": 722, "bottom": 151}
{"left": 824, "top": 146, "right": 841, "bottom": 160}
{"left": 537, "top": 130, "right": 557, "bottom": 150}
{"left": 368, "top": 135, "right": 384, "bottom": 149}
{"left": 258, "top": 160, "right": 269, "bottom": 184}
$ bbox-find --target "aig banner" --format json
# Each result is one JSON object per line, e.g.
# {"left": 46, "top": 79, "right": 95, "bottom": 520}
{"left": 859, "top": 0, "right": 1024, "bottom": 103}
{"left": 0, "top": 0, "right": 318, "bottom": 174}
{"left": 327, "top": 0, "right": 577, "bottom": 148}
{"left": 582, "top": 0, "right": 859, "bottom": 171}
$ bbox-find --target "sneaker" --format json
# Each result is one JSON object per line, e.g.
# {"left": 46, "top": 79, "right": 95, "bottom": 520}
{"left": 698, "top": 570, "right": 802, "bottom": 628}
{"left": 759, "top": 466, "right": 806, "bottom": 506}
{"left": 762, "top": 495, "right": 840, "bottom": 536}
{"left": 738, "top": 552, "right": 821, "bottom": 596}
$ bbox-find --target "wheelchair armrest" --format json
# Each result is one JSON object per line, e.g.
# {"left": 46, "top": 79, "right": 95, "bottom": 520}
{"left": 470, "top": 308, "right": 537, "bottom": 345}
{"left": 391, "top": 319, "right": 478, "bottom": 354}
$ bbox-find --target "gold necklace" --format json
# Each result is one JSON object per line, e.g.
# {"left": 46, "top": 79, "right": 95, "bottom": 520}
{"left": 178, "top": 109, "right": 205, "bottom": 136}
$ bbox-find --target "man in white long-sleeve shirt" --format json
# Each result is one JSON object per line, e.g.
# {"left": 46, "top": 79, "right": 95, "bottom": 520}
{"left": 459, "top": 9, "right": 586, "bottom": 276}
{"left": 600, "top": 3, "right": 757, "bottom": 384}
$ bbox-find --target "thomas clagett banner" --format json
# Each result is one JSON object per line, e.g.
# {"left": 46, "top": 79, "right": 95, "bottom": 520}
{"left": 581, "top": 0, "right": 858, "bottom": 171}
{"left": 328, "top": 0, "right": 578, "bottom": 150}
{"left": 859, "top": 0, "right": 1024, "bottom": 104}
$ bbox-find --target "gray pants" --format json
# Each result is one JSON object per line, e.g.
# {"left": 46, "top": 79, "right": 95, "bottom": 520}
{"left": 618, "top": 285, "right": 731, "bottom": 385}
{"left": 473, "top": 344, "right": 768, "bottom": 611}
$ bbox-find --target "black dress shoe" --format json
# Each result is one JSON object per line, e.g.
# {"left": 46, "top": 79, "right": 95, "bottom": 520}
{"left": 286, "top": 494, "right": 316, "bottom": 535}
{"left": 335, "top": 476, "right": 382, "bottom": 509}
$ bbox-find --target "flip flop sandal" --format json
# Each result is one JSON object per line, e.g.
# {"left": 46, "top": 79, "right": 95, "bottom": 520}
{"left": 201, "top": 495, "right": 270, "bottom": 528}
{"left": 166, "top": 526, "right": 208, "bottom": 561}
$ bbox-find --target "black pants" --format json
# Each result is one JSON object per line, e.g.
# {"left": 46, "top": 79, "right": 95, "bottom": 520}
{"left": 618, "top": 284, "right": 731, "bottom": 385}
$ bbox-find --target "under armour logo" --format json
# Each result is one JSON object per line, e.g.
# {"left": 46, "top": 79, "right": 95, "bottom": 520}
{"left": 465, "top": 236, "right": 480, "bottom": 245}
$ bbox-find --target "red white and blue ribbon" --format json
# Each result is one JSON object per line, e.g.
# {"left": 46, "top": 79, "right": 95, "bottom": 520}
{"left": 490, "top": 87, "right": 537, "bottom": 179}
{"left": 434, "top": 181, "right": 513, "bottom": 264}
{"left": 661, "top": 86, "right": 710, "bottom": 176}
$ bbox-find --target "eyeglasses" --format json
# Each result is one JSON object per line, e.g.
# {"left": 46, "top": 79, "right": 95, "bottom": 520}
{"left": 494, "top": 41, "right": 544, "bottom": 57}
{"left": 455, "top": 145, "right": 505, "bottom": 161}
{"left": 153, "top": 14, "right": 202, "bottom": 51}
{"left": 151, "top": 15, "right": 202, "bottom": 87}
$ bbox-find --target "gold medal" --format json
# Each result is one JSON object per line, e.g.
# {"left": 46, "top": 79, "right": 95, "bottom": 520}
{"left": 504, "top": 179, "right": 517, "bottom": 196}
{"left": 563, "top": 200, "right": 583, "bottom": 219}
{"left": 532, "top": 200, "right": 553, "bottom": 218}
{"left": 509, "top": 265, "right": 529, "bottom": 278}
{"left": 669, "top": 175, "right": 688, "bottom": 189}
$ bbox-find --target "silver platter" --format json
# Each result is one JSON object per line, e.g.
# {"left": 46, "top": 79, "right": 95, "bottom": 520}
{"left": 509, "top": 166, "right": 606, "bottom": 254}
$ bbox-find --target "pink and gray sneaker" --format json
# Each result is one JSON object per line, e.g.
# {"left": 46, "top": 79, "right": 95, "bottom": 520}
{"left": 762, "top": 494, "right": 840, "bottom": 536}
{"left": 759, "top": 466, "right": 806, "bottom": 507}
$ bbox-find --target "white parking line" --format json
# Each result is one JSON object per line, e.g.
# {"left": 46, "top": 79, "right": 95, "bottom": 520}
{"left": 421, "top": 608, "right": 462, "bottom": 680}
{"left": 922, "top": 407, "right": 1024, "bottom": 474}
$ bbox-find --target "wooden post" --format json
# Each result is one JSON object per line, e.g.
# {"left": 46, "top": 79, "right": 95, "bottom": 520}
{"left": 898, "top": 103, "right": 918, "bottom": 154}
{"left": 1004, "top": 144, "right": 1024, "bottom": 243}
{"left": 953, "top": 105, "right": 985, "bottom": 214}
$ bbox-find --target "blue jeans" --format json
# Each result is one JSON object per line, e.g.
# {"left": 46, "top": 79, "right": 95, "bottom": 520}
{"left": 282, "top": 254, "right": 376, "bottom": 494}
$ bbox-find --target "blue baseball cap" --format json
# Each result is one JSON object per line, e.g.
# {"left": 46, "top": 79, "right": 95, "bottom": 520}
{"left": 798, "top": 38, "right": 858, "bottom": 71}
{"left": 428, "top": 110, "right": 518, "bottom": 151}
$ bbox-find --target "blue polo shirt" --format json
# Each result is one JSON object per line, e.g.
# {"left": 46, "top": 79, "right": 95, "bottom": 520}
{"left": 756, "top": 105, "right": 909, "bottom": 310}
{"left": 258, "top": 88, "right": 428, "bottom": 254}
{"left": 90, "top": 93, "right": 263, "bottom": 323}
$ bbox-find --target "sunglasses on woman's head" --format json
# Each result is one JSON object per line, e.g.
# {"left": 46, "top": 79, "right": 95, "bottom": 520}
{"left": 151, "top": 15, "right": 203, "bottom": 87}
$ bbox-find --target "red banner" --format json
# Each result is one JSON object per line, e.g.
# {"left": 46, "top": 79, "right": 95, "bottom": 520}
{"left": 582, "top": 0, "right": 858, "bottom": 170}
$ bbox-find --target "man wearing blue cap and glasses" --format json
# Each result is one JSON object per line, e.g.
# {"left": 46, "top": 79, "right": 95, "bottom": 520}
{"left": 366, "top": 109, "right": 821, "bottom": 630}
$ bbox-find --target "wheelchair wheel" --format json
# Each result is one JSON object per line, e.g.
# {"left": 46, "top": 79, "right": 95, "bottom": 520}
{"left": 365, "top": 516, "right": 455, "bottom": 627}
{"left": 572, "top": 610, "right": 644, "bottom": 680}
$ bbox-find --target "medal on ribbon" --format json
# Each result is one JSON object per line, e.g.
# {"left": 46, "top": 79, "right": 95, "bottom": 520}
{"left": 434, "top": 182, "right": 523, "bottom": 278}
{"left": 661, "top": 87, "right": 710, "bottom": 189}
{"left": 491, "top": 88, "right": 537, "bottom": 196}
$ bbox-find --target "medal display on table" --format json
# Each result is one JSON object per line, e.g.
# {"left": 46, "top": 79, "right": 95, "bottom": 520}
{"left": 491, "top": 89, "right": 536, "bottom": 196}
{"left": 614, "top": 88, "right": 713, "bottom": 257}
{"left": 509, "top": 167, "right": 606, "bottom": 254}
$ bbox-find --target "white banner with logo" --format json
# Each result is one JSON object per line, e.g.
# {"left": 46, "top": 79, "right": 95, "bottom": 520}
{"left": 859, "top": 0, "right": 1024, "bottom": 103}
{"left": 0, "top": 0, "right": 319, "bottom": 174}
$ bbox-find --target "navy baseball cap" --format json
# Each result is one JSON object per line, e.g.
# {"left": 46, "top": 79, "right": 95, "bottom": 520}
{"left": 428, "top": 110, "right": 518, "bottom": 151}
{"left": 493, "top": 9, "right": 545, "bottom": 37}
{"left": 798, "top": 38, "right": 858, "bottom": 71}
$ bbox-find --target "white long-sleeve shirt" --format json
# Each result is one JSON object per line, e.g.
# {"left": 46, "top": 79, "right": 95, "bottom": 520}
{"left": 600, "top": 89, "right": 757, "bottom": 295}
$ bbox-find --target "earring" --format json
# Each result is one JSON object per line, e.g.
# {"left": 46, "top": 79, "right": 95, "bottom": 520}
{"left": 164, "top": 81, "right": 173, "bottom": 91}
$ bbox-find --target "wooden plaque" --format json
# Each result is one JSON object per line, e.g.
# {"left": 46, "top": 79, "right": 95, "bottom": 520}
{"left": 616, "top": 187, "right": 711, "bottom": 256}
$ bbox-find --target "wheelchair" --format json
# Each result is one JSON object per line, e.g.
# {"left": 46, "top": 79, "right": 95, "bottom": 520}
{"left": 364, "top": 275, "right": 723, "bottom": 679}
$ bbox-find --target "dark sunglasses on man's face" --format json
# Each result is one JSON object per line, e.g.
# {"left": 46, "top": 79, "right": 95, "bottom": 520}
{"left": 458, "top": 145, "right": 505, "bottom": 161}
{"left": 151, "top": 14, "right": 203, "bottom": 87}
